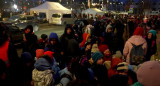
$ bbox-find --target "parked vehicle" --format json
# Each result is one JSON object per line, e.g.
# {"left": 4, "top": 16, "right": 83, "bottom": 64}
{"left": 4, "top": 15, "right": 40, "bottom": 32}
{"left": 51, "top": 14, "right": 76, "bottom": 25}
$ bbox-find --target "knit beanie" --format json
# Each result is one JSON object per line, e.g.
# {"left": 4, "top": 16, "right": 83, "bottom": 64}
{"left": 148, "top": 29, "right": 157, "bottom": 37}
{"left": 36, "top": 49, "right": 44, "bottom": 59}
{"left": 111, "top": 58, "right": 122, "bottom": 68}
{"left": 21, "top": 52, "right": 33, "bottom": 62}
{"left": 117, "top": 62, "right": 128, "bottom": 72}
{"left": 112, "top": 51, "right": 122, "bottom": 58}
{"left": 44, "top": 51, "right": 54, "bottom": 60}
{"left": 133, "top": 27, "right": 144, "bottom": 36}
{"left": 98, "top": 44, "right": 109, "bottom": 53}
{"left": 137, "top": 61, "right": 160, "bottom": 86}
{"left": 91, "top": 52, "right": 103, "bottom": 63}
{"left": 91, "top": 44, "right": 99, "bottom": 53}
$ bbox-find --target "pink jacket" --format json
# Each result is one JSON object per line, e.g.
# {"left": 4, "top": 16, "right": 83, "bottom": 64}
{"left": 123, "top": 35, "right": 147, "bottom": 64}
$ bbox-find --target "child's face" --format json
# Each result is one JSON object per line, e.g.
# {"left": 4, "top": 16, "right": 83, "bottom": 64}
{"left": 67, "top": 28, "right": 71, "bottom": 34}
{"left": 96, "top": 58, "right": 104, "bottom": 65}
{"left": 86, "top": 44, "right": 91, "bottom": 51}
{"left": 50, "top": 39, "right": 56, "bottom": 45}
{"left": 104, "top": 49, "right": 111, "bottom": 56}
{"left": 148, "top": 33, "right": 152, "bottom": 39}
{"left": 26, "top": 28, "right": 31, "bottom": 33}
{"left": 107, "top": 28, "right": 112, "bottom": 33}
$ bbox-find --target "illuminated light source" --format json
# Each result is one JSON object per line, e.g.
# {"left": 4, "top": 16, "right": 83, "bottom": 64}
{"left": 13, "top": 4, "right": 17, "bottom": 9}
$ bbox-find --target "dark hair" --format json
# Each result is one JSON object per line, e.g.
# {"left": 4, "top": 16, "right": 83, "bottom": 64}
{"left": 24, "top": 25, "right": 33, "bottom": 33}
{"left": 41, "top": 34, "right": 48, "bottom": 40}
{"left": 0, "top": 22, "right": 8, "bottom": 46}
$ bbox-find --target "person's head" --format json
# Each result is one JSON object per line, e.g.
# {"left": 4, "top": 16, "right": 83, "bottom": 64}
{"left": 21, "top": 52, "right": 33, "bottom": 66}
{"left": 147, "top": 30, "right": 157, "bottom": 40}
{"left": 24, "top": 25, "right": 33, "bottom": 34}
{"left": 137, "top": 61, "right": 160, "bottom": 86}
{"left": 104, "top": 49, "right": 111, "bottom": 57}
{"left": 44, "top": 51, "right": 54, "bottom": 60}
{"left": 49, "top": 32, "right": 58, "bottom": 45}
{"left": 85, "top": 42, "right": 92, "bottom": 51}
{"left": 133, "top": 27, "right": 144, "bottom": 36}
{"left": 64, "top": 24, "right": 73, "bottom": 35}
{"left": 90, "top": 52, "right": 104, "bottom": 65}
{"left": 41, "top": 34, "right": 48, "bottom": 41}
{"left": 98, "top": 44, "right": 109, "bottom": 54}
{"left": 0, "top": 22, "right": 8, "bottom": 46}
{"left": 116, "top": 62, "right": 129, "bottom": 75}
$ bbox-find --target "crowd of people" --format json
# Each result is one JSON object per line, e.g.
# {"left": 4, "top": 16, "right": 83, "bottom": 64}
{"left": 0, "top": 15, "right": 160, "bottom": 86}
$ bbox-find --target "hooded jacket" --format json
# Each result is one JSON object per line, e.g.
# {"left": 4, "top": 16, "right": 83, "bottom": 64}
{"left": 32, "top": 58, "right": 54, "bottom": 86}
{"left": 123, "top": 27, "right": 147, "bottom": 64}
{"left": 123, "top": 35, "right": 147, "bottom": 64}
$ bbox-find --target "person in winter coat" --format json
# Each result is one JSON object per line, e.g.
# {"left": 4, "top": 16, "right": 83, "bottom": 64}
{"left": 38, "top": 34, "right": 48, "bottom": 49}
{"left": 60, "top": 25, "right": 79, "bottom": 57}
{"left": 145, "top": 30, "right": 157, "bottom": 61}
{"left": 44, "top": 32, "right": 61, "bottom": 62}
{"left": 22, "top": 25, "right": 38, "bottom": 58}
{"left": 0, "top": 22, "right": 18, "bottom": 67}
{"left": 104, "top": 23, "right": 113, "bottom": 52}
{"left": 32, "top": 55, "right": 55, "bottom": 86}
{"left": 123, "top": 27, "right": 147, "bottom": 64}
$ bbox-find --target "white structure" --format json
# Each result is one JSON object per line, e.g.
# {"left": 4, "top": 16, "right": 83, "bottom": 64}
{"left": 30, "top": 1, "right": 71, "bottom": 23}
{"left": 82, "top": 8, "right": 105, "bottom": 18}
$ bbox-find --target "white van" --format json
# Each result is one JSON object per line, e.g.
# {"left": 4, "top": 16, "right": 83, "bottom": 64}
{"left": 51, "top": 14, "right": 76, "bottom": 25}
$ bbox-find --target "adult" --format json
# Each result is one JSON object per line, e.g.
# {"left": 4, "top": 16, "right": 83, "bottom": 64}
{"left": 123, "top": 27, "right": 147, "bottom": 65}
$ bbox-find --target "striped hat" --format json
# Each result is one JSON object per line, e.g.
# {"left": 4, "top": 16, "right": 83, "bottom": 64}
{"left": 117, "top": 62, "right": 128, "bottom": 71}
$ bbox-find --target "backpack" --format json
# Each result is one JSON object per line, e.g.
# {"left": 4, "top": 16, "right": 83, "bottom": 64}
{"left": 130, "top": 43, "right": 145, "bottom": 65}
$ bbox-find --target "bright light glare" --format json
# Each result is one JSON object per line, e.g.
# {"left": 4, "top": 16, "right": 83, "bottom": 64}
{"left": 13, "top": 4, "right": 17, "bottom": 9}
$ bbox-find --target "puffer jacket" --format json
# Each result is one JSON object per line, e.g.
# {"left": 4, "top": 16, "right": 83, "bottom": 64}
{"left": 32, "top": 69, "right": 54, "bottom": 86}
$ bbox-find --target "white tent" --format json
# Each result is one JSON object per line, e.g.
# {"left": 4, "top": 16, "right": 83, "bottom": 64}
{"left": 30, "top": 1, "right": 71, "bottom": 23}
{"left": 82, "top": 8, "right": 104, "bottom": 18}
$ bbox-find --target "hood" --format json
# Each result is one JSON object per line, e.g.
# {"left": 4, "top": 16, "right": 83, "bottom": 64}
{"left": 49, "top": 32, "right": 58, "bottom": 41}
{"left": 32, "top": 69, "right": 52, "bottom": 82}
{"left": 128, "top": 35, "right": 146, "bottom": 46}
{"left": 148, "top": 29, "right": 157, "bottom": 37}
{"left": 34, "top": 58, "right": 52, "bottom": 71}
{"left": 80, "top": 33, "right": 90, "bottom": 47}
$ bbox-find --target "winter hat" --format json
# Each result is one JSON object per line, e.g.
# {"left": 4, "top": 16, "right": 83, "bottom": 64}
{"left": 98, "top": 44, "right": 109, "bottom": 53}
{"left": 91, "top": 52, "right": 103, "bottom": 63}
{"left": 137, "top": 61, "right": 160, "bottom": 86}
{"left": 91, "top": 44, "right": 99, "bottom": 53}
{"left": 49, "top": 32, "right": 58, "bottom": 41}
{"left": 44, "top": 51, "right": 54, "bottom": 60}
{"left": 36, "top": 49, "right": 44, "bottom": 59}
{"left": 148, "top": 29, "right": 157, "bottom": 37}
{"left": 106, "top": 24, "right": 112, "bottom": 32}
{"left": 111, "top": 58, "right": 122, "bottom": 68}
{"left": 133, "top": 27, "right": 144, "bottom": 36}
{"left": 112, "top": 51, "right": 122, "bottom": 58}
{"left": 21, "top": 52, "right": 33, "bottom": 62}
{"left": 117, "top": 62, "right": 128, "bottom": 72}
